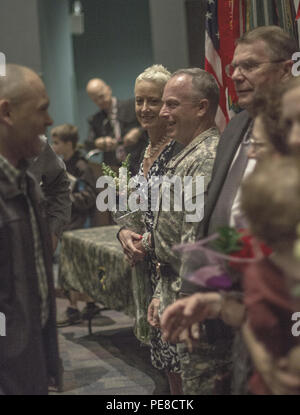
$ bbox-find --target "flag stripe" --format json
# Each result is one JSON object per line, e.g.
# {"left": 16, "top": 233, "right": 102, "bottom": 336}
{"left": 205, "top": 32, "right": 223, "bottom": 86}
{"left": 205, "top": 0, "right": 242, "bottom": 131}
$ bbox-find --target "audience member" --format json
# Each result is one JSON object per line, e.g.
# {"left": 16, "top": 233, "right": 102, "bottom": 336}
{"left": 85, "top": 78, "right": 147, "bottom": 174}
{"left": 51, "top": 124, "right": 96, "bottom": 230}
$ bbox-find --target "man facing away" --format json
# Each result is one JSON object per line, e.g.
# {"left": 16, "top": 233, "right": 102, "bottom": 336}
{"left": 0, "top": 64, "right": 60, "bottom": 394}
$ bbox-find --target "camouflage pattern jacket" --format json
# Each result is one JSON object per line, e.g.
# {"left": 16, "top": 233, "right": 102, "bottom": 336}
{"left": 152, "top": 127, "right": 220, "bottom": 310}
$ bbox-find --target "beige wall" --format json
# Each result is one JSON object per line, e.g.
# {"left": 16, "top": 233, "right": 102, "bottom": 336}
{"left": 149, "top": 0, "right": 189, "bottom": 71}
{"left": 0, "top": 0, "right": 42, "bottom": 73}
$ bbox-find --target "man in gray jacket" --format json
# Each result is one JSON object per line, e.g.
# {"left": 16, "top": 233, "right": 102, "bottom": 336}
{"left": 0, "top": 63, "right": 62, "bottom": 394}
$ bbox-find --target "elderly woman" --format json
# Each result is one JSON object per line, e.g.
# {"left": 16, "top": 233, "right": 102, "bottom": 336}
{"left": 117, "top": 65, "right": 183, "bottom": 394}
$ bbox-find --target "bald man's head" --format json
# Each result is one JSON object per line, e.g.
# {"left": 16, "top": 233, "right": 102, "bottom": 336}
{"left": 86, "top": 78, "right": 112, "bottom": 111}
{"left": 0, "top": 64, "right": 38, "bottom": 105}
{"left": 0, "top": 64, "right": 53, "bottom": 165}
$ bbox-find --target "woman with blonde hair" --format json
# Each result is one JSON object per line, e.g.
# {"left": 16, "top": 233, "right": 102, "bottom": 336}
{"left": 118, "top": 64, "right": 183, "bottom": 394}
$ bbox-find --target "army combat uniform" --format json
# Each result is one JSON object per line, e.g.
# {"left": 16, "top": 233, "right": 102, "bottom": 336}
{"left": 153, "top": 127, "right": 232, "bottom": 394}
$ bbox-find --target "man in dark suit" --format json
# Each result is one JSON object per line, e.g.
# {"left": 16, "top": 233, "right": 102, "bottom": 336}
{"left": 161, "top": 25, "right": 297, "bottom": 395}
{"left": 85, "top": 78, "right": 147, "bottom": 173}
{"left": 202, "top": 26, "right": 296, "bottom": 238}
{"left": 0, "top": 64, "right": 60, "bottom": 394}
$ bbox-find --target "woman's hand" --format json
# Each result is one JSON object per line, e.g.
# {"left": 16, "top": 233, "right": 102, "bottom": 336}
{"left": 147, "top": 298, "right": 160, "bottom": 328}
{"left": 118, "top": 229, "right": 145, "bottom": 266}
{"left": 132, "top": 239, "right": 147, "bottom": 263}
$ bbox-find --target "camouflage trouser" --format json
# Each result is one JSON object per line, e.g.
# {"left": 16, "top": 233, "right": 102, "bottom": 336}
{"left": 177, "top": 326, "right": 233, "bottom": 395}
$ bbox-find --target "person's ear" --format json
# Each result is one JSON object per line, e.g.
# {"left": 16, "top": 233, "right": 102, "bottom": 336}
{"left": 197, "top": 98, "right": 209, "bottom": 117}
{"left": 0, "top": 99, "right": 13, "bottom": 126}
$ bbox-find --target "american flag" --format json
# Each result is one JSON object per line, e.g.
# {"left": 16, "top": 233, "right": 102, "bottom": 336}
{"left": 205, "top": 0, "right": 299, "bottom": 132}
{"left": 205, "top": 0, "right": 241, "bottom": 132}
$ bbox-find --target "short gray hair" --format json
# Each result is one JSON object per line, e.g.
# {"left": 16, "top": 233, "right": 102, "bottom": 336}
{"left": 236, "top": 25, "right": 298, "bottom": 61}
{"left": 172, "top": 68, "right": 219, "bottom": 118}
{"left": 135, "top": 64, "right": 171, "bottom": 90}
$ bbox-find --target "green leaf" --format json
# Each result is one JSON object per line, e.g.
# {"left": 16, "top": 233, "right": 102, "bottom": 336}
{"left": 209, "top": 226, "right": 243, "bottom": 254}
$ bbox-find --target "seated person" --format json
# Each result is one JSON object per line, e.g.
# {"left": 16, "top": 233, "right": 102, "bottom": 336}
{"left": 51, "top": 123, "right": 100, "bottom": 325}
{"left": 85, "top": 78, "right": 147, "bottom": 174}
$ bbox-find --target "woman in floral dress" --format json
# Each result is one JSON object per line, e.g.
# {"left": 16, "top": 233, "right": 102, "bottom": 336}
{"left": 118, "top": 65, "right": 182, "bottom": 394}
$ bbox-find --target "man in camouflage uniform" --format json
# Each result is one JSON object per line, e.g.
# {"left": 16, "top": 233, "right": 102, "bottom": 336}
{"left": 147, "top": 68, "right": 228, "bottom": 394}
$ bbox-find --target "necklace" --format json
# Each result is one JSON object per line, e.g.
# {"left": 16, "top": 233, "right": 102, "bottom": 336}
{"left": 144, "top": 136, "right": 170, "bottom": 159}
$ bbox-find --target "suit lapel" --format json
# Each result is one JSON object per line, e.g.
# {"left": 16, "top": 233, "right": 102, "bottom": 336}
{"left": 212, "top": 111, "right": 251, "bottom": 185}
{"left": 203, "top": 111, "right": 251, "bottom": 235}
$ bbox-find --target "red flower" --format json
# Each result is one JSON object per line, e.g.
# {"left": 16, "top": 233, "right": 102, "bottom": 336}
{"left": 229, "top": 231, "right": 272, "bottom": 272}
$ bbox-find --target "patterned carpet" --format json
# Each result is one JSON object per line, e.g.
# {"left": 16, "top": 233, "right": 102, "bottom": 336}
{"left": 52, "top": 298, "right": 170, "bottom": 395}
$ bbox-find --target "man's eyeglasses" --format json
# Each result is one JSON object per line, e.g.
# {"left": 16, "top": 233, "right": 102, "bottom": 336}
{"left": 249, "top": 138, "right": 267, "bottom": 151}
{"left": 225, "top": 60, "right": 285, "bottom": 78}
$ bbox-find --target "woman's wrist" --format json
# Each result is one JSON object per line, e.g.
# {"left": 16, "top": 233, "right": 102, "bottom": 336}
{"left": 116, "top": 226, "right": 127, "bottom": 242}
{"left": 141, "top": 231, "right": 153, "bottom": 253}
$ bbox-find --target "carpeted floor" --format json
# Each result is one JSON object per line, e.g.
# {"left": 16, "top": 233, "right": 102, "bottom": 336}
{"left": 52, "top": 298, "right": 170, "bottom": 395}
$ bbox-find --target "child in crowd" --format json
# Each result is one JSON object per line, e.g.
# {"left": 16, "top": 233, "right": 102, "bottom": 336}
{"left": 51, "top": 124, "right": 96, "bottom": 230}
{"left": 51, "top": 124, "right": 100, "bottom": 325}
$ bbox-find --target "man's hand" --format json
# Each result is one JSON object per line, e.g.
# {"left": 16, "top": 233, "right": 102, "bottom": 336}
{"left": 118, "top": 229, "right": 145, "bottom": 266}
{"left": 161, "top": 292, "right": 222, "bottom": 343}
{"left": 123, "top": 128, "right": 142, "bottom": 147}
{"left": 147, "top": 298, "right": 160, "bottom": 328}
{"left": 95, "top": 136, "right": 117, "bottom": 151}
